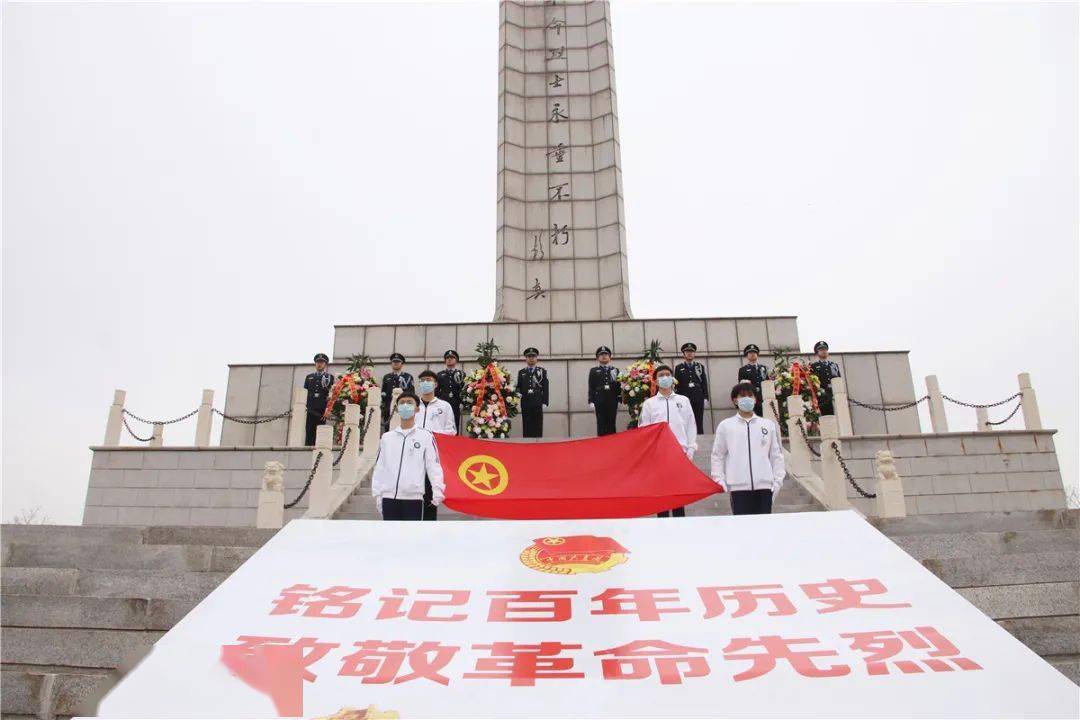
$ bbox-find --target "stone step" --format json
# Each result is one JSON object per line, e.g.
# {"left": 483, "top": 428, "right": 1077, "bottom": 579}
{"left": 1, "top": 627, "right": 163, "bottom": 669}
{"left": 1, "top": 568, "right": 230, "bottom": 601}
{"left": 997, "top": 615, "right": 1080, "bottom": 657}
{"left": 0, "top": 524, "right": 277, "bottom": 548}
{"left": 922, "top": 551, "right": 1078, "bottom": 589}
{"left": 1047, "top": 655, "right": 1080, "bottom": 686}
{"left": 890, "top": 529, "right": 1079, "bottom": 561}
{"left": 958, "top": 582, "right": 1080, "bottom": 620}
{"left": 871, "top": 509, "right": 1077, "bottom": 537}
{"left": 1, "top": 595, "right": 197, "bottom": 631}
{"left": 2, "top": 542, "right": 255, "bottom": 573}
{"left": 1, "top": 667, "right": 111, "bottom": 718}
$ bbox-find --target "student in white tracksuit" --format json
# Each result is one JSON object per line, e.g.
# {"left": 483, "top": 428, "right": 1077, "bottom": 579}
{"left": 711, "top": 382, "right": 786, "bottom": 515}
{"left": 372, "top": 392, "right": 446, "bottom": 521}
{"left": 639, "top": 364, "right": 698, "bottom": 518}
{"left": 414, "top": 370, "right": 456, "bottom": 520}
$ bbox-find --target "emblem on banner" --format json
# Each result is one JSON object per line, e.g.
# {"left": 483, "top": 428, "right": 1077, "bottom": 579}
{"left": 458, "top": 455, "right": 509, "bottom": 496}
{"left": 313, "top": 706, "right": 399, "bottom": 720}
{"left": 519, "top": 535, "right": 630, "bottom": 575}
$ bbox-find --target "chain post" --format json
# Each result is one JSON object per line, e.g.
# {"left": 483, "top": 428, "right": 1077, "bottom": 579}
{"left": 256, "top": 461, "right": 286, "bottom": 528}
{"left": 819, "top": 415, "right": 850, "bottom": 509}
{"left": 195, "top": 389, "right": 214, "bottom": 447}
{"left": 785, "top": 395, "right": 812, "bottom": 477}
{"left": 149, "top": 423, "right": 164, "bottom": 448}
{"left": 872, "top": 450, "right": 907, "bottom": 518}
{"left": 976, "top": 407, "right": 990, "bottom": 432}
{"left": 925, "top": 375, "right": 949, "bottom": 433}
{"left": 388, "top": 387, "right": 403, "bottom": 430}
{"left": 762, "top": 379, "right": 778, "bottom": 422}
{"left": 362, "top": 387, "right": 382, "bottom": 459}
{"left": 831, "top": 377, "right": 854, "bottom": 436}
{"left": 308, "top": 424, "right": 334, "bottom": 516}
{"left": 1018, "top": 372, "right": 1043, "bottom": 430}
{"left": 288, "top": 387, "right": 307, "bottom": 446}
{"left": 104, "top": 390, "right": 126, "bottom": 446}
{"left": 336, "top": 402, "right": 362, "bottom": 485}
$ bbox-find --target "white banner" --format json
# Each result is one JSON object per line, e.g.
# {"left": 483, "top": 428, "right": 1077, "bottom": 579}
{"left": 98, "top": 512, "right": 1077, "bottom": 719}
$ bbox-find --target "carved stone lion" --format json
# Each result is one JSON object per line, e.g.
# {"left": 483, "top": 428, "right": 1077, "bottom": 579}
{"left": 875, "top": 450, "right": 897, "bottom": 483}
{"left": 262, "top": 461, "right": 285, "bottom": 492}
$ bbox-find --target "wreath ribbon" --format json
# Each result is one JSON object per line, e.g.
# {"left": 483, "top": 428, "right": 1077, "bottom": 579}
{"left": 790, "top": 361, "right": 821, "bottom": 413}
{"left": 472, "top": 363, "right": 508, "bottom": 417}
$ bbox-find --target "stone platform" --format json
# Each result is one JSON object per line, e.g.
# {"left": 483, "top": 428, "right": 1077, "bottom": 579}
{"left": 221, "top": 316, "right": 922, "bottom": 445}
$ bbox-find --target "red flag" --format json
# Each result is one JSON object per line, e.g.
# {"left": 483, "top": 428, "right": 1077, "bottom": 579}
{"left": 434, "top": 424, "right": 722, "bottom": 519}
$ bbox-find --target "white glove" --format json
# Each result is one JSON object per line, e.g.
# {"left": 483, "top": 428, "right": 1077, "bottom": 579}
{"left": 715, "top": 479, "right": 728, "bottom": 492}
{"left": 704, "top": 399, "right": 709, "bottom": 406}
{"left": 588, "top": 403, "right": 595, "bottom": 411}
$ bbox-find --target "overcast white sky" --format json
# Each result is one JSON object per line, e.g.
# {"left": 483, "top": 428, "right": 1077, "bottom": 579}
{"left": 3, "top": 1, "right": 1077, "bottom": 523}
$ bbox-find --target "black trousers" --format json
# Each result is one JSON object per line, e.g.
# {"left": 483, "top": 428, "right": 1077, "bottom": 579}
{"left": 753, "top": 391, "right": 764, "bottom": 418}
{"left": 595, "top": 401, "right": 618, "bottom": 436}
{"left": 304, "top": 408, "right": 326, "bottom": 446}
{"left": 730, "top": 489, "right": 774, "bottom": 515}
{"left": 522, "top": 405, "right": 544, "bottom": 438}
{"left": 818, "top": 388, "right": 835, "bottom": 417}
{"left": 451, "top": 404, "right": 462, "bottom": 435}
{"left": 688, "top": 396, "right": 705, "bottom": 434}
{"left": 422, "top": 476, "right": 438, "bottom": 521}
{"left": 382, "top": 498, "right": 425, "bottom": 521}
{"left": 657, "top": 506, "right": 686, "bottom": 518}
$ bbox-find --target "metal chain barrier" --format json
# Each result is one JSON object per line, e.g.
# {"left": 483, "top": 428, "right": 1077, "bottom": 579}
{"left": 831, "top": 441, "right": 876, "bottom": 499}
{"left": 769, "top": 400, "right": 781, "bottom": 424}
{"left": 285, "top": 451, "right": 322, "bottom": 509}
{"left": 849, "top": 396, "right": 928, "bottom": 412}
{"left": 122, "top": 415, "right": 155, "bottom": 442}
{"left": 212, "top": 408, "right": 293, "bottom": 425}
{"left": 986, "top": 401, "right": 1023, "bottom": 426}
{"left": 122, "top": 407, "right": 200, "bottom": 425}
{"left": 943, "top": 392, "right": 1022, "bottom": 409}
{"left": 794, "top": 419, "right": 822, "bottom": 458}
{"left": 332, "top": 427, "right": 353, "bottom": 468}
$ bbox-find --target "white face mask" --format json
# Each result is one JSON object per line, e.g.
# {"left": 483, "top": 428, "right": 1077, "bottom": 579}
{"left": 657, "top": 375, "right": 674, "bottom": 389}
{"left": 418, "top": 380, "right": 436, "bottom": 395}
{"left": 397, "top": 404, "right": 416, "bottom": 420}
{"left": 737, "top": 396, "right": 756, "bottom": 412}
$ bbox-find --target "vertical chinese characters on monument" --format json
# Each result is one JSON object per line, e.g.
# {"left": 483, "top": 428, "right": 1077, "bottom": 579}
{"left": 496, "top": 0, "right": 632, "bottom": 321}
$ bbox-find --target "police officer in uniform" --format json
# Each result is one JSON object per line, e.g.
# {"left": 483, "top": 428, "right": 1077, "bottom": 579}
{"left": 380, "top": 352, "right": 415, "bottom": 432}
{"left": 674, "top": 342, "right": 710, "bottom": 434}
{"left": 589, "top": 345, "right": 621, "bottom": 436}
{"left": 435, "top": 349, "right": 466, "bottom": 433}
{"left": 737, "top": 344, "right": 770, "bottom": 417}
{"left": 809, "top": 340, "right": 842, "bottom": 416}
{"left": 302, "top": 353, "right": 335, "bottom": 446}
{"left": 517, "top": 347, "right": 549, "bottom": 438}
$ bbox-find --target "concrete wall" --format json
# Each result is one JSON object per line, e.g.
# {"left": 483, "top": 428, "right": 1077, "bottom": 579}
{"left": 826, "top": 430, "right": 1067, "bottom": 517}
{"left": 82, "top": 448, "right": 317, "bottom": 527}
{"left": 221, "top": 317, "right": 921, "bottom": 443}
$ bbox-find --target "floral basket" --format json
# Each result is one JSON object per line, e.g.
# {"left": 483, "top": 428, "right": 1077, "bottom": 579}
{"left": 771, "top": 348, "right": 822, "bottom": 435}
{"left": 462, "top": 340, "right": 521, "bottom": 439}
{"left": 323, "top": 355, "right": 378, "bottom": 443}
{"left": 618, "top": 339, "right": 669, "bottom": 429}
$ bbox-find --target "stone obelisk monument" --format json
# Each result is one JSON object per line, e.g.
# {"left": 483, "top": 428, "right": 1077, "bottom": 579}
{"left": 495, "top": 0, "right": 632, "bottom": 321}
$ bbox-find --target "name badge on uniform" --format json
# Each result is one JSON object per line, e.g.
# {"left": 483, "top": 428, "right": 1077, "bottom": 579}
{"left": 604, "top": 384, "right": 610, "bottom": 390}
{"left": 528, "top": 389, "right": 534, "bottom": 394}
{"left": 413, "top": 441, "right": 421, "bottom": 449}
{"left": 688, "top": 382, "right": 696, "bottom": 388}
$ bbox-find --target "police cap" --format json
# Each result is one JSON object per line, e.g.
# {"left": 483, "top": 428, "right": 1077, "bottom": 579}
{"left": 814, "top": 341, "right": 829, "bottom": 352}
{"left": 743, "top": 344, "right": 760, "bottom": 356}
{"left": 595, "top": 345, "right": 612, "bottom": 357}
{"left": 680, "top": 342, "right": 697, "bottom": 353}
{"left": 313, "top": 353, "right": 329, "bottom": 363}
{"left": 390, "top": 352, "right": 406, "bottom": 363}
{"left": 523, "top": 347, "right": 539, "bottom": 357}
{"left": 443, "top": 349, "right": 459, "bottom": 361}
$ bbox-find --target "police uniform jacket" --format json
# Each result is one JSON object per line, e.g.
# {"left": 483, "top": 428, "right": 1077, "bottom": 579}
{"left": 810, "top": 360, "right": 842, "bottom": 390}
{"left": 416, "top": 397, "right": 457, "bottom": 435}
{"left": 371, "top": 426, "right": 445, "bottom": 505}
{"left": 737, "top": 363, "right": 769, "bottom": 392}
{"left": 588, "top": 365, "right": 621, "bottom": 405}
{"left": 304, "top": 371, "right": 335, "bottom": 409}
{"left": 517, "top": 366, "right": 549, "bottom": 407}
{"left": 674, "top": 361, "right": 709, "bottom": 401}
{"left": 639, "top": 392, "right": 698, "bottom": 459}
{"left": 435, "top": 368, "right": 465, "bottom": 409}
{"left": 381, "top": 372, "right": 415, "bottom": 405}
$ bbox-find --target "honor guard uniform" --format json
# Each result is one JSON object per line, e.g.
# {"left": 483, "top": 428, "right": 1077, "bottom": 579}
{"left": 302, "top": 353, "right": 334, "bottom": 446}
{"left": 737, "top": 344, "right": 770, "bottom": 417}
{"left": 809, "top": 340, "right": 842, "bottom": 416}
{"left": 589, "top": 345, "right": 621, "bottom": 436}
{"left": 674, "top": 342, "right": 710, "bottom": 435}
{"left": 517, "top": 347, "right": 549, "bottom": 438}
{"left": 435, "top": 350, "right": 466, "bottom": 432}
{"left": 380, "top": 352, "right": 415, "bottom": 432}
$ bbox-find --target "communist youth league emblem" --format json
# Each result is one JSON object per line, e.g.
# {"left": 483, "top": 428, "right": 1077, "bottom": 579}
{"left": 458, "top": 454, "right": 509, "bottom": 496}
{"left": 520, "top": 535, "right": 630, "bottom": 575}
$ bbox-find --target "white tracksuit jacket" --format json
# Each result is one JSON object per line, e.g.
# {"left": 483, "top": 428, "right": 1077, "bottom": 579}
{"left": 371, "top": 426, "right": 446, "bottom": 506}
{"left": 710, "top": 413, "right": 785, "bottom": 493}
{"left": 639, "top": 391, "right": 698, "bottom": 459}
{"left": 416, "top": 397, "right": 457, "bottom": 435}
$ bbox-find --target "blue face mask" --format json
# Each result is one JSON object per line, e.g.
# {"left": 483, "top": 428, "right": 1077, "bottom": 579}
{"left": 657, "top": 375, "right": 674, "bottom": 389}
{"left": 397, "top": 404, "right": 416, "bottom": 420}
{"left": 418, "top": 380, "right": 436, "bottom": 395}
{"left": 737, "top": 396, "right": 756, "bottom": 412}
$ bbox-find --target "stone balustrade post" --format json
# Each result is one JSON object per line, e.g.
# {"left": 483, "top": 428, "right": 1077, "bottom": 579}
{"left": 976, "top": 407, "right": 990, "bottom": 432}
{"left": 104, "top": 390, "right": 126, "bottom": 446}
{"left": 149, "top": 423, "right": 164, "bottom": 448}
{"left": 362, "top": 387, "right": 382, "bottom": 459}
{"left": 761, "top": 379, "right": 779, "bottom": 424}
{"left": 389, "top": 387, "right": 403, "bottom": 430}
{"left": 1018, "top": 373, "right": 1042, "bottom": 430}
{"left": 308, "top": 425, "right": 334, "bottom": 516}
{"left": 288, "top": 388, "right": 307, "bottom": 446}
{"left": 255, "top": 461, "right": 286, "bottom": 529}
{"left": 831, "top": 377, "right": 854, "bottom": 437}
{"left": 873, "top": 450, "right": 907, "bottom": 518}
{"left": 925, "top": 375, "right": 949, "bottom": 433}
{"left": 819, "top": 415, "right": 850, "bottom": 509}
{"left": 195, "top": 389, "right": 214, "bottom": 447}
{"left": 337, "top": 402, "right": 362, "bottom": 486}
{"left": 785, "top": 395, "right": 811, "bottom": 477}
